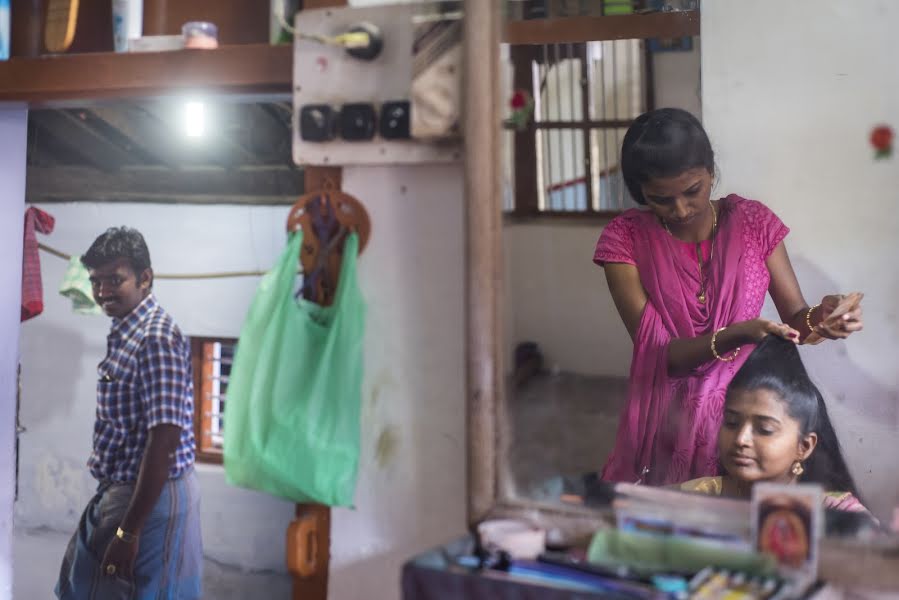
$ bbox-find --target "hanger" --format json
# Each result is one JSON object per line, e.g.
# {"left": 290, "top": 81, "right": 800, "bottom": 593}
{"left": 285, "top": 179, "right": 371, "bottom": 306}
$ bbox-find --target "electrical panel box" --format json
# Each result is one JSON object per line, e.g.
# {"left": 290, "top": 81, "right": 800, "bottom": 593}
{"left": 292, "top": 2, "right": 462, "bottom": 167}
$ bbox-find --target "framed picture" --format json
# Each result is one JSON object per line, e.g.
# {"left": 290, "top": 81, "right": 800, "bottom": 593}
{"left": 751, "top": 483, "right": 824, "bottom": 582}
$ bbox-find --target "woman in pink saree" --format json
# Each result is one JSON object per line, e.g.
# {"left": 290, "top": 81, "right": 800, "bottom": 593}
{"left": 594, "top": 108, "right": 863, "bottom": 486}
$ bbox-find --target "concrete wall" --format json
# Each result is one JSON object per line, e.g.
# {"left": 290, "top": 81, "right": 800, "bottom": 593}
{"left": 14, "top": 165, "right": 465, "bottom": 599}
{"left": 0, "top": 109, "right": 28, "bottom": 600}
{"left": 502, "top": 223, "right": 632, "bottom": 378}
{"left": 702, "top": 0, "right": 899, "bottom": 521}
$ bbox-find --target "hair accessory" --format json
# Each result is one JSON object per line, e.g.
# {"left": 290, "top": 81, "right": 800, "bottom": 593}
{"left": 711, "top": 327, "right": 739, "bottom": 362}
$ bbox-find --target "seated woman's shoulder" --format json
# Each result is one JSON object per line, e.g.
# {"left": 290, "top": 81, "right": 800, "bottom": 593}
{"left": 674, "top": 476, "right": 723, "bottom": 496}
{"left": 824, "top": 491, "right": 870, "bottom": 513}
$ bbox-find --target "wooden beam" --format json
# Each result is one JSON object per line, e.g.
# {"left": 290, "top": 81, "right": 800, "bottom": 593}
{"left": 26, "top": 166, "right": 303, "bottom": 204}
{"left": 0, "top": 44, "right": 293, "bottom": 105}
{"left": 290, "top": 165, "right": 342, "bottom": 600}
{"left": 464, "top": 0, "right": 503, "bottom": 525}
{"left": 289, "top": 18, "right": 346, "bottom": 600}
{"left": 28, "top": 110, "right": 133, "bottom": 171}
{"left": 138, "top": 100, "right": 260, "bottom": 169}
{"left": 255, "top": 104, "right": 297, "bottom": 168}
{"left": 511, "top": 45, "right": 539, "bottom": 215}
{"left": 88, "top": 106, "right": 183, "bottom": 169}
{"left": 504, "top": 11, "right": 700, "bottom": 45}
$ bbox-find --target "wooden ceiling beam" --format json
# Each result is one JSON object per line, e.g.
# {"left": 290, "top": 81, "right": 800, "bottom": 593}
{"left": 0, "top": 45, "right": 293, "bottom": 105}
{"left": 28, "top": 110, "right": 136, "bottom": 171}
{"left": 88, "top": 106, "right": 182, "bottom": 169}
{"left": 26, "top": 165, "right": 304, "bottom": 205}
{"left": 504, "top": 11, "right": 700, "bottom": 45}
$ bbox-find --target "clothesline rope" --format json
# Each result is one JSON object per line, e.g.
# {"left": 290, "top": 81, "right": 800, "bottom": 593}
{"left": 38, "top": 243, "right": 267, "bottom": 280}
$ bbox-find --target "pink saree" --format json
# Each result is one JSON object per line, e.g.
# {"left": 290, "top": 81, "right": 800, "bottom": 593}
{"left": 594, "top": 195, "right": 789, "bottom": 486}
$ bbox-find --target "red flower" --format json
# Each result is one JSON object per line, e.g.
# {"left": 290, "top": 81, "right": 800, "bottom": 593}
{"left": 870, "top": 125, "right": 894, "bottom": 151}
{"left": 510, "top": 90, "right": 529, "bottom": 109}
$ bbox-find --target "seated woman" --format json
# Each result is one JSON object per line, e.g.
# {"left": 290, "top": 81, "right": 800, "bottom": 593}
{"left": 678, "top": 335, "right": 866, "bottom": 512}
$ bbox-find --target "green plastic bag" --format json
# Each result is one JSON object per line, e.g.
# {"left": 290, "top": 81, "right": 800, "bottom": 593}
{"left": 223, "top": 231, "right": 365, "bottom": 506}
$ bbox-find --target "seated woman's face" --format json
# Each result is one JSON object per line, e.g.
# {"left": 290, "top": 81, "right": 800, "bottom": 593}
{"left": 718, "top": 388, "right": 816, "bottom": 485}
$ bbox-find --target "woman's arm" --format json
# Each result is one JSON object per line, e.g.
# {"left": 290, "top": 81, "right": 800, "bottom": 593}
{"left": 604, "top": 263, "right": 798, "bottom": 376}
{"left": 766, "top": 242, "right": 863, "bottom": 341}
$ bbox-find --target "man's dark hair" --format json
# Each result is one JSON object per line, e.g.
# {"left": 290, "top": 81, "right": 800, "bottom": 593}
{"left": 81, "top": 227, "right": 153, "bottom": 282}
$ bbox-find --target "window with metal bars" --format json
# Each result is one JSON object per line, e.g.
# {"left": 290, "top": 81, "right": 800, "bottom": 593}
{"left": 190, "top": 336, "right": 235, "bottom": 464}
{"left": 504, "top": 39, "right": 650, "bottom": 216}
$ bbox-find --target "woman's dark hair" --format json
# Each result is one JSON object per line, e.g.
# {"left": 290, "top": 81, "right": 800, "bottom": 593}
{"left": 81, "top": 227, "right": 153, "bottom": 283}
{"left": 726, "top": 336, "right": 860, "bottom": 498}
{"left": 620, "top": 108, "right": 715, "bottom": 205}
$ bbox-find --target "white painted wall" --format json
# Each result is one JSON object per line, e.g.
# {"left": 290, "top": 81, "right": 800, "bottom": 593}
{"left": 14, "top": 165, "right": 465, "bottom": 599}
{"left": 653, "top": 37, "right": 701, "bottom": 117}
{"left": 0, "top": 109, "right": 28, "bottom": 600}
{"left": 503, "top": 223, "right": 631, "bottom": 377}
{"left": 702, "top": 0, "right": 899, "bottom": 521}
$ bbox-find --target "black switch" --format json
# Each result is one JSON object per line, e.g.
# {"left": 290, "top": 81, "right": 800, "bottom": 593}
{"left": 379, "top": 100, "right": 411, "bottom": 140}
{"left": 339, "top": 103, "right": 377, "bottom": 141}
{"left": 299, "top": 105, "right": 338, "bottom": 142}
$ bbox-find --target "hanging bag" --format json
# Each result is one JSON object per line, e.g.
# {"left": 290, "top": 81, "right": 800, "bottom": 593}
{"left": 223, "top": 231, "right": 365, "bottom": 506}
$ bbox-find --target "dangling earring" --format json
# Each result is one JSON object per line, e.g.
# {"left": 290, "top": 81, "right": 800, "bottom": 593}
{"left": 791, "top": 461, "right": 804, "bottom": 476}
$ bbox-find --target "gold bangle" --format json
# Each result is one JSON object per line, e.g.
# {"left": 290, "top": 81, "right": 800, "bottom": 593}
{"left": 711, "top": 327, "right": 740, "bottom": 362}
{"left": 116, "top": 526, "right": 138, "bottom": 544}
{"left": 806, "top": 304, "right": 821, "bottom": 333}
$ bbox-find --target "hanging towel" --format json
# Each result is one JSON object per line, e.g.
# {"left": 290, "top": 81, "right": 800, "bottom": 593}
{"left": 59, "top": 256, "right": 103, "bottom": 315}
{"left": 21, "top": 207, "right": 56, "bottom": 322}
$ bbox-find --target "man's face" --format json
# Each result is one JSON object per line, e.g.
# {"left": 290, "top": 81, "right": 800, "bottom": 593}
{"left": 88, "top": 258, "right": 152, "bottom": 319}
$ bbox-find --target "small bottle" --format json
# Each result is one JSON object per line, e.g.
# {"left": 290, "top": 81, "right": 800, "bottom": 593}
{"left": 0, "top": 0, "right": 10, "bottom": 60}
{"left": 112, "top": 0, "right": 143, "bottom": 52}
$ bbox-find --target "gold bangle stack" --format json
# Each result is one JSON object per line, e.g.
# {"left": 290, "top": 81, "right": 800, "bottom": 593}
{"left": 711, "top": 327, "right": 740, "bottom": 362}
{"left": 806, "top": 304, "right": 821, "bottom": 333}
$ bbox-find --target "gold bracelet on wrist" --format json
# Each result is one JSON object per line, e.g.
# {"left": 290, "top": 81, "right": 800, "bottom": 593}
{"left": 711, "top": 327, "right": 740, "bottom": 362}
{"left": 806, "top": 303, "right": 821, "bottom": 333}
{"left": 116, "top": 526, "right": 138, "bottom": 544}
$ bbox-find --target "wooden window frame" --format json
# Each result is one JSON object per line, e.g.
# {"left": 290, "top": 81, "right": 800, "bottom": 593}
{"left": 190, "top": 336, "right": 237, "bottom": 465}
{"left": 506, "top": 41, "right": 655, "bottom": 220}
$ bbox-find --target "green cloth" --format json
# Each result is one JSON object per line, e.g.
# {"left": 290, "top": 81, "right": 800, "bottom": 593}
{"left": 224, "top": 231, "right": 366, "bottom": 506}
{"left": 602, "top": 0, "right": 634, "bottom": 15}
{"left": 587, "top": 529, "right": 777, "bottom": 576}
{"left": 59, "top": 256, "right": 103, "bottom": 315}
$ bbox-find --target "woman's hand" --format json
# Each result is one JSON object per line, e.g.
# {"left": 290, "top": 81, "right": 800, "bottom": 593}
{"left": 730, "top": 319, "right": 800, "bottom": 345}
{"left": 815, "top": 294, "right": 864, "bottom": 340}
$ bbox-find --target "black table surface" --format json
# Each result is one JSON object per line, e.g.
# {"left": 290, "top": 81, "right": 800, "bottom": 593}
{"left": 401, "top": 536, "right": 647, "bottom": 600}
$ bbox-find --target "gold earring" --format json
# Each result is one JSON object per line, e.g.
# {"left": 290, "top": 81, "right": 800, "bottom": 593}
{"left": 791, "top": 461, "right": 804, "bottom": 476}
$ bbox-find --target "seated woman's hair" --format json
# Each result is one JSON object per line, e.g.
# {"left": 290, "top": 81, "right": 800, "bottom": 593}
{"left": 727, "top": 336, "right": 860, "bottom": 497}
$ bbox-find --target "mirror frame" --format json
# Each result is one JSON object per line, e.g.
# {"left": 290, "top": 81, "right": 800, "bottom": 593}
{"left": 462, "top": 4, "right": 899, "bottom": 586}
{"left": 463, "top": 0, "right": 605, "bottom": 541}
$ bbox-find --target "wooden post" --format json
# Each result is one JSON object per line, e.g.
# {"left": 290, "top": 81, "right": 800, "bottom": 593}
{"left": 463, "top": 0, "right": 503, "bottom": 525}
{"left": 287, "top": 16, "right": 345, "bottom": 600}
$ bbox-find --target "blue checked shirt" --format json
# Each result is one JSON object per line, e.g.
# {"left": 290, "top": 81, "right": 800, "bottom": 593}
{"left": 89, "top": 294, "right": 196, "bottom": 482}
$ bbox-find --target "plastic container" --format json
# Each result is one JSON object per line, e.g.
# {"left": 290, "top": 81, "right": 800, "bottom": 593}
{"left": 182, "top": 21, "right": 218, "bottom": 50}
{"left": 0, "top": 0, "right": 9, "bottom": 60}
{"left": 112, "top": 0, "right": 143, "bottom": 53}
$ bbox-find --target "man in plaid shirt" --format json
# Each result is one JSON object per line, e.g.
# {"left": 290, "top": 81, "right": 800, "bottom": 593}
{"left": 56, "top": 227, "right": 203, "bottom": 599}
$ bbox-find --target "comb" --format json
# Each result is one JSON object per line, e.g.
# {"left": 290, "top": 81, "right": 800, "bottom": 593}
{"left": 44, "top": 0, "right": 79, "bottom": 53}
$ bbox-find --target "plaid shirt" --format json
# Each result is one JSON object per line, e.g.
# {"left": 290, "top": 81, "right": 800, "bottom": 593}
{"left": 89, "top": 294, "right": 196, "bottom": 482}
